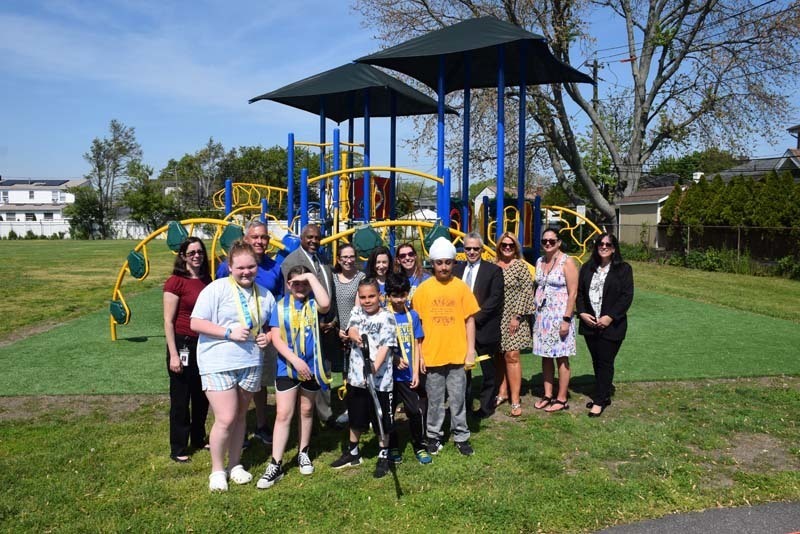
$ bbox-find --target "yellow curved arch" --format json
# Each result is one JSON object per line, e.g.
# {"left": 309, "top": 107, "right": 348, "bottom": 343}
{"left": 541, "top": 204, "right": 603, "bottom": 265}
{"left": 110, "top": 218, "right": 236, "bottom": 341}
{"left": 307, "top": 166, "right": 444, "bottom": 186}
{"left": 211, "top": 183, "right": 288, "bottom": 211}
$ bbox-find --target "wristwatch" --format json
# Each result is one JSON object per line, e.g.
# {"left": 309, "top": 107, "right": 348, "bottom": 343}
{"left": 562, "top": 316, "right": 572, "bottom": 323}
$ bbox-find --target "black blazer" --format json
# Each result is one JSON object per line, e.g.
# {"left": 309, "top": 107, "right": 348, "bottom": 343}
{"left": 453, "top": 261, "right": 504, "bottom": 347}
{"left": 576, "top": 261, "right": 634, "bottom": 341}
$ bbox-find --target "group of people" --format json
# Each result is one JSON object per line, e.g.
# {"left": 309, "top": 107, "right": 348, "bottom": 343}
{"left": 162, "top": 221, "right": 633, "bottom": 491}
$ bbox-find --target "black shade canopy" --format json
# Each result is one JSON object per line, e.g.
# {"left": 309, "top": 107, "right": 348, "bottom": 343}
{"left": 356, "top": 16, "right": 593, "bottom": 93}
{"left": 249, "top": 62, "right": 456, "bottom": 123}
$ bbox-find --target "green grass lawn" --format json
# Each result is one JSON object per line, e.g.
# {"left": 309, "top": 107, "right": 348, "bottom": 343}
{"left": 0, "top": 241, "right": 799, "bottom": 532}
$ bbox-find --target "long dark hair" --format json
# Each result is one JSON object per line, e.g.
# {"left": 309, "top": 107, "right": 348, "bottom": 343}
{"left": 394, "top": 242, "right": 423, "bottom": 279}
{"left": 588, "top": 233, "right": 624, "bottom": 272}
{"left": 366, "top": 246, "right": 393, "bottom": 278}
{"left": 173, "top": 237, "right": 211, "bottom": 282}
{"left": 333, "top": 243, "right": 357, "bottom": 274}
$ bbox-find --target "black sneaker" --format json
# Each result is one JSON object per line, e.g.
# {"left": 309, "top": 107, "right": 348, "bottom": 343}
{"left": 454, "top": 440, "right": 474, "bottom": 456}
{"left": 256, "top": 461, "right": 283, "bottom": 489}
{"left": 427, "top": 439, "right": 443, "bottom": 455}
{"left": 330, "top": 451, "right": 363, "bottom": 469}
{"left": 374, "top": 457, "right": 390, "bottom": 478}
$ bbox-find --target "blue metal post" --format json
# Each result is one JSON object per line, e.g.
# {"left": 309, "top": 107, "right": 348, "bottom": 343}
{"left": 496, "top": 45, "right": 506, "bottom": 240}
{"left": 482, "top": 195, "right": 490, "bottom": 240}
{"left": 287, "top": 133, "right": 295, "bottom": 226}
{"left": 300, "top": 168, "right": 309, "bottom": 229}
{"left": 462, "top": 53, "right": 471, "bottom": 232}
{"left": 260, "top": 198, "right": 268, "bottom": 223}
{"left": 437, "top": 55, "right": 445, "bottom": 180}
{"left": 319, "top": 100, "right": 327, "bottom": 234}
{"left": 363, "top": 88, "right": 371, "bottom": 222}
{"left": 442, "top": 168, "right": 451, "bottom": 227}
{"left": 224, "top": 178, "right": 232, "bottom": 216}
{"left": 517, "top": 42, "right": 527, "bottom": 244}
{"left": 333, "top": 128, "right": 340, "bottom": 234}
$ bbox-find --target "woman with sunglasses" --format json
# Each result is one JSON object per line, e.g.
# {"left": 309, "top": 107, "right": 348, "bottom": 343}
{"left": 532, "top": 229, "right": 578, "bottom": 412}
{"left": 576, "top": 233, "right": 633, "bottom": 417}
{"left": 493, "top": 232, "right": 536, "bottom": 417}
{"left": 163, "top": 237, "right": 212, "bottom": 463}
{"left": 394, "top": 242, "right": 430, "bottom": 303}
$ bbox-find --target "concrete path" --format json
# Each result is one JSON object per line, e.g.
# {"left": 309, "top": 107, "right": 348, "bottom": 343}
{"left": 597, "top": 502, "right": 800, "bottom": 534}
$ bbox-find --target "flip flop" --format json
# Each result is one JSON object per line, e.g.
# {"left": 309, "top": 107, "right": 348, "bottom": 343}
{"left": 544, "top": 399, "right": 569, "bottom": 412}
{"left": 534, "top": 396, "right": 552, "bottom": 410}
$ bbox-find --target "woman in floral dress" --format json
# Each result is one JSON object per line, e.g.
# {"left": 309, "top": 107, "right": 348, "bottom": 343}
{"left": 532, "top": 228, "right": 578, "bottom": 412}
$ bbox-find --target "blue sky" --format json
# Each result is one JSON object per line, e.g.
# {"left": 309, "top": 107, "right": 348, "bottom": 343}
{"left": 1, "top": 1, "right": 797, "bottom": 180}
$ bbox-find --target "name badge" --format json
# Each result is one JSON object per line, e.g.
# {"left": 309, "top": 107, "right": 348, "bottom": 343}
{"left": 179, "top": 348, "right": 190, "bottom": 366}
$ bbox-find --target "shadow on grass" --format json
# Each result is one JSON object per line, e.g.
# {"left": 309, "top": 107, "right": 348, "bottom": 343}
{"left": 120, "top": 335, "right": 164, "bottom": 343}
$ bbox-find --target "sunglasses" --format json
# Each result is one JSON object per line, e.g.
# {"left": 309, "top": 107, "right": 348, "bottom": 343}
{"left": 397, "top": 251, "right": 417, "bottom": 260}
{"left": 500, "top": 242, "right": 515, "bottom": 249}
{"left": 433, "top": 259, "right": 454, "bottom": 266}
{"left": 598, "top": 242, "right": 614, "bottom": 249}
{"left": 464, "top": 246, "right": 481, "bottom": 252}
{"left": 184, "top": 250, "right": 204, "bottom": 257}
{"left": 541, "top": 238, "right": 558, "bottom": 246}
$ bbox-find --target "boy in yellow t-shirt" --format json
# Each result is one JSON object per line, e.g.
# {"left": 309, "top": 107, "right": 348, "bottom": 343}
{"left": 411, "top": 237, "right": 480, "bottom": 456}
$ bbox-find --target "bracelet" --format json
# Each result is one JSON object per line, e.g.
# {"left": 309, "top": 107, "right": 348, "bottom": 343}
{"left": 562, "top": 316, "right": 572, "bottom": 323}
{"left": 224, "top": 327, "right": 231, "bottom": 340}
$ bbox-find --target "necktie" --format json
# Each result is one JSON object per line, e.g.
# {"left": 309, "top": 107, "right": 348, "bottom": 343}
{"left": 465, "top": 263, "right": 475, "bottom": 288}
{"left": 311, "top": 254, "right": 321, "bottom": 275}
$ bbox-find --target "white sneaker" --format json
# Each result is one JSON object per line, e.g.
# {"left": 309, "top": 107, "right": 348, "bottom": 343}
{"left": 228, "top": 464, "right": 253, "bottom": 485}
{"left": 298, "top": 450, "right": 314, "bottom": 475}
{"left": 209, "top": 470, "right": 228, "bottom": 492}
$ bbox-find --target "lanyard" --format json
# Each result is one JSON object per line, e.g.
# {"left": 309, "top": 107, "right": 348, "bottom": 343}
{"left": 396, "top": 310, "right": 415, "bottom": 367}
{"left": 229, "top": 277, "right": 261, "bottom": 338}
{"left": 278, "top": 296, "right": 330, "bottom": 389}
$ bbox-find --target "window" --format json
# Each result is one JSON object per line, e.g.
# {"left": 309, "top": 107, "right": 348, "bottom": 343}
{"left": 26, "top": 213, "right": 36, "bottom": 221}
{"left": 44, "top": 212, "right": 54, "bottom": 221}
{"left": 52, "top": 191, "right": 59, "bottom": 203}
{"left": 29, "top": 191, "right": 35, "bottom": 200}
{"left": 1, "top": 191, "right": 7, "bottom": 204}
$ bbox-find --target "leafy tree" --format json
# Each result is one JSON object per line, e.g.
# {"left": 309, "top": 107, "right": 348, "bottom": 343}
{"left": 63, "top": 186, "right": 103, "bottom": 239}
{"left": 83, "top": 120, "right": 143, "bottom": 237}
{"left": 354, "top": 0, "right": 800, "bottom": 226}
{"left": 121, "top": 162, "right": 183, "bottom": 233}
{"left": 651, "top": 148, "right": 739, "bottom": 181}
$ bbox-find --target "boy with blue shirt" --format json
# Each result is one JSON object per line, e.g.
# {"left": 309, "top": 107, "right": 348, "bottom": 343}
{"left": 330, "top": 278, "right": 397, "bottom": 478}
{"left": 385, "top": 273, "right": 431, "bottom": 465}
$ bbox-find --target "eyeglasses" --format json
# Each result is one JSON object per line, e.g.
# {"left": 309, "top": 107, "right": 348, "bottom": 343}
{"left": 598, "top": 242, "right": 614, "bottom": 249}
{"left": 433, "top": 259, "right": 454, "bottom": 266}
{"left": 500, "top": 242, "right": 515, "bottom": 249}
{"left": 184, "top": 250, "right": 204, "bottom": 257}
{"left": 339, "top": 255, "right": 355, "bottom": 260}
{"left": 464, "top": 246, "right": 481, "bottom": 252}
{"left": 397, "top": 251, "right": 417, "bottom": 260}
{"left": 541, "top": 238, "right": 558, "bottom": 246}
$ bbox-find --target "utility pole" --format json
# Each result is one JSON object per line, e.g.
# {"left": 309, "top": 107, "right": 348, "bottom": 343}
{"left": 591, "top": 58, "right": 601, "bottom": 196}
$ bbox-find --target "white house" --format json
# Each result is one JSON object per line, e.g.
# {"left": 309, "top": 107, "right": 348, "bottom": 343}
{"left": 0, "top": 178, "right": 88, "bottom": 237}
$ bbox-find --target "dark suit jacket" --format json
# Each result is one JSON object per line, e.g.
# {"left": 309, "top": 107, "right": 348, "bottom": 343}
{"left": 453, "top": 261, "right": 504, "bottom": 348}
{"left": 576, "top": 261, "right": 634, "bottom": 341}
{"left": 280, "top": 248, "right": 338, "bottom": 327}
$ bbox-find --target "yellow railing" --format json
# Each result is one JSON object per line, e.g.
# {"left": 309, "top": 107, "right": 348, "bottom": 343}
{"left": 212, "top": 183, "right": 288, "bottom": 211}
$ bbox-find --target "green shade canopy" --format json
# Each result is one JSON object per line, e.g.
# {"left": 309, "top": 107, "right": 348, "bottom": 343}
{"left": 249, "top": 63, "right": 456, "bottom": 123}
{"left": 356, "top": 16, "right": 593, "bottom": 93}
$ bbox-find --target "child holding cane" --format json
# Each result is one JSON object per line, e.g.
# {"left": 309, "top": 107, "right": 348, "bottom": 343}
{"left": 330, "top": 278, "right": 397, "bottom": 478}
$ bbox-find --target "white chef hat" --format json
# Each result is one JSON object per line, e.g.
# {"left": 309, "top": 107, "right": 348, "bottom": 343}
{"left": 428, "top": 237, "right": 456, "bottom": 260}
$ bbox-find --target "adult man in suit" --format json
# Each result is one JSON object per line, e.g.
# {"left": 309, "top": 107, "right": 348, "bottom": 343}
{"left": 280, "top": 223, "right": 340, "bottom": 428}
{"left": 453, "top": 232, "right": 504, "bottom": 419}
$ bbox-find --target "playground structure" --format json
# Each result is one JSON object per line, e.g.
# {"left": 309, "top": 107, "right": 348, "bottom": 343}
{"left": 109, "top": 16, "right": 603, "bottom": 340}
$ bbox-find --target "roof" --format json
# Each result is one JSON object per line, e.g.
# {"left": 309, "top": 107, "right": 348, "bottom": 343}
{"left": 0, "top": 178, "right": 87, "bottom": 189}
{"left": 716, "top": 149, "right": 800, "bottom": 181}
{"left": 617, "top": 186, "right": 677, "bottom": 206}
{"left": 249, "top": 63, "right": 456, "bottom": 123}
{"left": 356, "top": 16, "right": 593, "bottom": 94}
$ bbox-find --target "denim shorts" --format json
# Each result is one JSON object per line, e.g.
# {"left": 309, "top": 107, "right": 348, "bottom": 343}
{"left": 201, "top": 365, "right": 262, "bottom": 393}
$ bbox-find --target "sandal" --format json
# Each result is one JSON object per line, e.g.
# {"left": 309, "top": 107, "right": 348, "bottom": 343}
{"left": 510, "top": 403, "right": 522, "bottom": 417}
{"left": 534, "top": 396, "right": 552, "bottom": 410}
{"left": 495, "top": 395, "right": 508, "bottom": 407}
{"left": 544, "top": 399, "right": 569, "bottom": 412}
